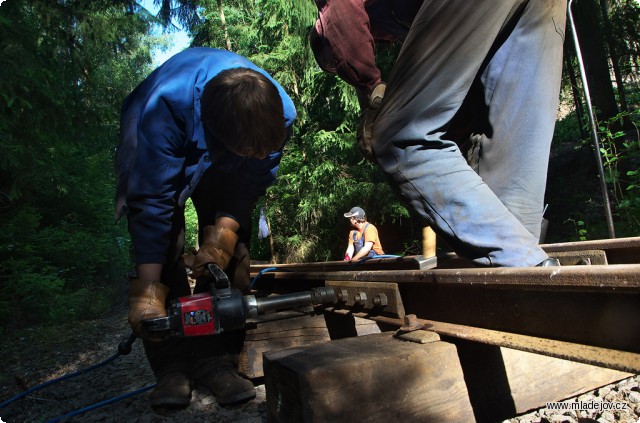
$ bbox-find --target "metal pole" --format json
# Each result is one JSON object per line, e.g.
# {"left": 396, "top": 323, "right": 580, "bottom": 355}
{"left": 567, "top": 0, "right": 616, "bottom": 238}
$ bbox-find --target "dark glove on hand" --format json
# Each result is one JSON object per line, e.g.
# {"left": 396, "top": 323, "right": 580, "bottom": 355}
{"left": 183, "top": 225, "right": 239, "bottom": 278}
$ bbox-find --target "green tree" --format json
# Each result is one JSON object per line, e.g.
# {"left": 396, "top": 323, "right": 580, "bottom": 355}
{"left": 161, "top": 0, "right": 415, "bottom": 262}
{"left": 549, "top": 0, "right": 640, "bottom": 241}
{"left": 571, "top": 0, "right": 620, "bottom": 121}
{"left": 0, "top": 0, "right": 157, "bottom": 330}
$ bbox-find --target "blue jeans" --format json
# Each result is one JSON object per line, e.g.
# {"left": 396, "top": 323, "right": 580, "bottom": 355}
{"left": 372, "top": 0, "right": 567, "bottom": 266}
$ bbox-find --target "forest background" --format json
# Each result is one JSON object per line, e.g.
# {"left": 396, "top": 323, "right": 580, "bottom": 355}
{"left": 0, "top": 0, "right": 638, "bottom": 332}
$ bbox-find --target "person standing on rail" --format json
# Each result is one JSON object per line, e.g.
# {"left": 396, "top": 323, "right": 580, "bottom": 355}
{"left": 369, "top": 0, "right": 565, "bottom": 267}
{"left": 314, "top": 0, "right": 565, "bottom": 267}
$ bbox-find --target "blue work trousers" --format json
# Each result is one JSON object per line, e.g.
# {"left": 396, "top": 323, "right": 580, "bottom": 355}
{"left": 373, "top": 0, "right": 567, "bottom": 266}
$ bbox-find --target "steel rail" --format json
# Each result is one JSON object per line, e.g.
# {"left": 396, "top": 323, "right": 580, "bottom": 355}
{"left": 367, "top": 315, "right": 640, "bottom": 374}
{"left": 251, "top": 264, "right": 640, "bottom": 365}
{"left": 253, "top": 264, "right": 640, "bottom": 292}
{"left": 541, "top": 236, "right": 640, "bottom": 264}
{"left": 250, "top": 238, "right": 640, "bottom": 371}
{"left": 250, "top": 237, "right": 640, "bottom": 276}
{"left": 541, "top": 236, "right": 640, "bottom": 252}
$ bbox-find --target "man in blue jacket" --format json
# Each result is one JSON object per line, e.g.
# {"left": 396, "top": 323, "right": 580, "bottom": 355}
{"left": 115, "top": 47, "right": 296, "bottom": 408}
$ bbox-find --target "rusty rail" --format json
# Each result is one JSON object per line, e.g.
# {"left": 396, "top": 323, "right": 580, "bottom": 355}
{"left": 250, "top": 237, "right": 640, "bottom": 373}
{"left": 369, "top": 316, "right": 640, "bottom": 374}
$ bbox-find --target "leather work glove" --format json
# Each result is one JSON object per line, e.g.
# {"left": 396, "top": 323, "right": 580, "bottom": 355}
{"left": 355, "top": 83, "right": 385, "bottom": 162}
{"left": 183, "top": 225, "right": 239, "bottom": 278}
{"left": 227, "top": 242, "right": 251, "bottom": 293}
{"left": 128, "top": 279, "right": 170, "bottom": 342}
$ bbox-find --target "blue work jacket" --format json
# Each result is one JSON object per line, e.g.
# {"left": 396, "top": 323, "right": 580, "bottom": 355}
{"left": 116, "top": 48, "right": 296, "bottom": 265}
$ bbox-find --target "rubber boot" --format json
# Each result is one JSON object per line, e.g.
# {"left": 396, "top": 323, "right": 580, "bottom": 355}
{"left": 149, "top": 365, "right": 192, "bottom": 408}
{"left": 193, "top": 355, "right": 256, "bottom": 406}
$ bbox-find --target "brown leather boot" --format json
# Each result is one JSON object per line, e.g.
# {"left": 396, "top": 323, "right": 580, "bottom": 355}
{"left": 149, "top": 370, "right": 192, "bottom": 408}
{"left": 194, "top": 356, "right": 256, "bottom": 406}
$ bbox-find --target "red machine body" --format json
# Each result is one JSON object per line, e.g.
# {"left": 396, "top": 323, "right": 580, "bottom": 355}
{"left": 176, "top": 292, "right": 217, "bottom": 337}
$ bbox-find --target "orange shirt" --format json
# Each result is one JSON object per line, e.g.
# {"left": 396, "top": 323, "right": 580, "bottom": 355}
{"left": 349, "top": 223, "right": 384, "bottom": 255}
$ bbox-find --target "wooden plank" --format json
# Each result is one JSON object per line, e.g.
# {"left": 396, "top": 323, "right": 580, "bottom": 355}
{"left": 238, "top": 314, "right": 380, "bottom": 378}
{"left": 451, "top": 338, "right": 633, "bottom": 421}
{"left": 244, "top": 312, "right": 631, "bottom": 421}
{"left": 500, "top": 346, "right": 631, "bottom": 414}
{"left": 263, "top": 332, "right": 475, "bottom": 423}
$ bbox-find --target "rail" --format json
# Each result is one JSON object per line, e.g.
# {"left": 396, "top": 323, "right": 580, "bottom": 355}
{"left": 250, "top": 237, "right": 640, "bottom": 374}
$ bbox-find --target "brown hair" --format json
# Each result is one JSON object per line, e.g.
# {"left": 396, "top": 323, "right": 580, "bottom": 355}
{"left": 201, "top": 67, "right": 286, "bottom": 158}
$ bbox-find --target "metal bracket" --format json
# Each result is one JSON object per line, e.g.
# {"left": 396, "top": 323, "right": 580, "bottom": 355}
{"left": 325, "top": 280, "right": 405, "bottom": 318}
{"left": 550, "top": 249, "right": 607, "bottom": 265}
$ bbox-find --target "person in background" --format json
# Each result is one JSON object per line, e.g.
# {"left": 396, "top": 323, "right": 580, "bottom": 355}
{"left": 343, "top": 206, "right": 385, "bottom": 261}
{"left": 115, "top": 47, "right": 296, "bottom": 408}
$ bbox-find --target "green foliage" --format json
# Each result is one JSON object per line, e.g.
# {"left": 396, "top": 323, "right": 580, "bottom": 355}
{"left": 564, "top": 219, "right": 589, "bottom": 241}
{"left": 0, "top": 0, "right": 156, "bottom": 331}
{"left": 551, "top": 0, "right": 640, "bottom": 241}
{"left": 184, "top": 0, "right": 412, "bottom": 262}
{"left": 0, "top": 261, "right": 65, "bottom": 327}
{"left": 608, "top": 0, "right": 640, "bottom": 73}
{"left": 598, "top": 110, "right": 640, "bottom": 233}
{"left": 552, "top": 113, "right": 584, "bottom": 146}
{"left": 548, "top": 107, "right": 640, "bottom": 242}
{"left": 184, "top": 199, "right": 199, "bottom": 251}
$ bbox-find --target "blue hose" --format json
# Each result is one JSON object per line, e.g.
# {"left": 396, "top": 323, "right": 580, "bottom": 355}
{"left": 250, "top": 266, "right": 286, "bottom": 289}
{"left": 0, "top": 332, "right": 154, "bottom": 422}
{"left": 45, "top": 384, "right": 156, "bottom": 423}
{"left": 0, "top": 353, "right": 121, "bottom": 409}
